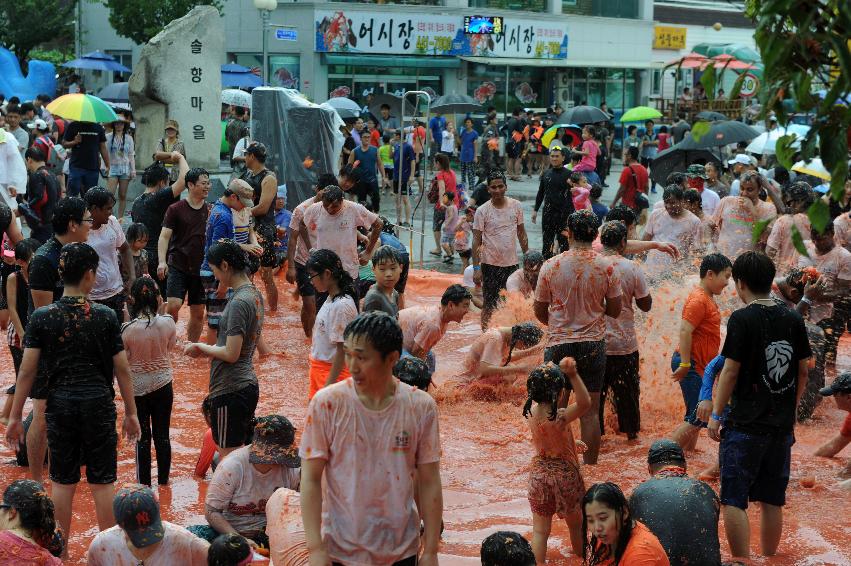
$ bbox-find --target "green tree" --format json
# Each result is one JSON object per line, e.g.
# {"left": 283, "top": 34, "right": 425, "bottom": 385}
{"left": 0, "top": 0, "right": 75, "bottom": 68}
{"left": 104, "top": 0, "right": 224, "bottom": 45}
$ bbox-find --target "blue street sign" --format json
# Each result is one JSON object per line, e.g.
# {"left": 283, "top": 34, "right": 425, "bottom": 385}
{"left": 275, "top": 28, "right": 298, "bottom": 41}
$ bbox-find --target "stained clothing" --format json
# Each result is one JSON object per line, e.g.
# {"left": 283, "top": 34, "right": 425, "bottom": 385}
{"left": 535, "top": 166, "right": 574, "bottom": 257}
{"left": 241, "top": 168, "right": 276, "bottom": 231}
{"left": 131, "top": 186, "right": 179, "bottom": 273}
{"left": 630, "top": 469, "right": 721, "bottom": 566}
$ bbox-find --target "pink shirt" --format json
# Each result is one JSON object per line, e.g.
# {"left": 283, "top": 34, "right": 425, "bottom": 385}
{"left": 798, "top": 243, "right": 851, "bottom": 323}
{"left": 0, "top": 531, "right": 62, "bottom": 565}
{"left": 834, "top": 212, "right": 851, "bottom": 252}
{"left": 571, "top": 186, "right": 591, "bottom": 210}
{"left": 605, "top": 255, "right": 650, "bottom": 355}
{"left": 642, "top": 208, "right": 702, "bottom": 274}
{"left": 290, "top": 197, "right": 319, "bottom": 266}
{"left": 767, "top": 213, "right": 811, "bottom": 274}
{"left": 575, "top": 139, "right": 598, "bottom": 172}
{"left": 266, "top": 488, "right": 309, "bottom": 566}
{"left": 86, "top": 522, "right": 209, "bottom": 566}
{"left": 303, "top": 200, "right": 379, "bottom": 278}
{"left": 461, "top": 327, "right": 508, "bottom": 379}
{"left": 299, "top": 380, "right": 441, "bottom": 566}
{"left": 472, "top": 198, "right": 524, "bottom": 267}
{"left": 399, "top": 305, "right": 447, "bottom": 354}
{"left": 535, "top": 248, "right": 621, "bottom": 345}
{"left": 505, "top": 267, "right": 533, "bottom": 297}
{"left": 713, "top": 196, "right": 777, "bottom": 260}
{"left": 121, "top": 314, "right": 177, "bottom": 397}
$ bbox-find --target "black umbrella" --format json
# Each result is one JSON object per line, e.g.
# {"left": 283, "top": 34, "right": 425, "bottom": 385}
{"left": 695, "top": 111, "right": 727, "bottom": 122}
{"left": 431, "top": 93, "right": 482, "bottom": 114}
{"left": 650, "top": 145, "right": 720, "bottom": 188}
{"left": 677, "top": 120, "right": 759, "bottom": 150}
{"left": 559, "top": 105, "right": 611, "bottom": 125}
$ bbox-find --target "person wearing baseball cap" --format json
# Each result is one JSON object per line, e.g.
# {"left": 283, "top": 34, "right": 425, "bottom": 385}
{"left": 153, "top": 119, "right": 186, "bottom": 183}
{"left": 629, "top": 439, "right": 721, "bottom": 565}
{"left": 727, "top": 154, "right": 757, "bottom": 197}
{"left": 686, "top": 163, "right": 721, "bottom": 216}
{"left": 190, "top": 415, "right": 300, "bottom": 547}
{"left": 815, "top": 372, "right": 851, "bottom": 479}
{"left": 86, "top": 484, "right": 209, "bottom": 565}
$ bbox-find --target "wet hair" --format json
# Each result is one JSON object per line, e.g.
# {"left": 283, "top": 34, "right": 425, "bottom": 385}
{"left": 569, "top": 171, "right": 584, "bottom": 185}
{"left": 207, "top": 239, "right": 251, "bottom": 275}
{"left": 683, "top": 188, "right": 702, "bottom": 207}
{"left": 626, "top": 146, "right": 639, "bottom": 161}
{"left": 142, "top": 162, "right": 170, "bottom": 187}
{"left": 5, "top": 104, "right": 20, "bottom": 116}
{"left": 627, "top": 125, "right": 637, "bottom": 135}
{"left": 316, "top": 173, "right": 338, "bottom": 191}
{"left": 566, "top": 209, "right": 600, "bottom": 243}
{"left": 343, "top": 311, "right": 403, "bottom": 359}
{"left": 480, "top": 531, "right": 536, "bottom": 566}
{"left": 774, "top": 165, "right": 790, "bottom": 186}
{"left": 207, "top": 533, "right": 251, "bottom": 566}
{"left": 185, "top": 167, "right": 209, "bottom": 186}
{"left": 732, "top": 251, "right": 775, "bottom": 294}
{"left": 382, "top": 133, "right": 391, "bottom": 143}
{"left": 127, "top": 275, "right": 161, "bottom": 322}
{"left": 666, "top": 172, "right": 687, "bottom": 187}
{"left": 393, "top": 356, "right": 432, "bottom": 390}
{"left": 523, "top": 250, "right": 544, "bottom": 269}
{"left": 605, "top": 204, "right": 636, "bottom": 227}
{"left": 321, "top": 185, "right": 344, "bottom": 205}
{"left": 14, "top": 238, "right": 39, "bottom": 263}
{"left": 786, "top": 181, "right": 814, "bottom": 207}
{"left": 662, "top": 184, "right": 684, "bottom": 202}
{"left": 371, "top": 244, "right": 401, "bottom": 267}
{"left": 59, "top": 242, "right": 99, "bottom": 286}
{"left": 434, "top": 153, "right": 450, "bottom": 171}
{"left": 523, "top": 363, "right": 565, "bottom": 421}
{"left": 441, "top": 283, "right": 472, "bottom": 306}
{"left": 305, "top": 248, "right": 357, "bottom": 307}
{"left": 505, "top": 323, "right": 543, "bottom": 366}
{"left": 590, "top": 184, "right": 603, "bottom": 200}
{"left": 24, "top": 146, "right": 46, "bottom": 162}
{"left": 126, "top": 222, "right": 149, "bottom": 243}
{"left": 659, "top": 125, "right": 668, "bottom": 133}
{"left": 486, "top": 168, "right": 507, "bottom": 185}
{"left": 582, "top": 482, "right": 633, "bottom": 566}
{"left": 699, "top": 252, "right": 732, "bottom": 278}
{"left": 443, "top": 190, "right": 455, "bottom": 202}
{"left": 600, "top": 220, "right": 628, "bottom": 249}
{"left": 2, "top": 480, "right": 60, "bottom": 553}
{"left": 740, "top": 170, "right": 761, "bottom": 187}
{"left": 785, "top": 267, "right": 807, "bottom": 295}
{"left": 84, "top": 186, "right": 116, "bottom": 210}
{"left": 51, "top": 197, "right": 87, "bottom": 236}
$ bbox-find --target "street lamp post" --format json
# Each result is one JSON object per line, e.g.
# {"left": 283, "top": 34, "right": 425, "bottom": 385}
{"left": 253, "top": 0, "right": 278, "bottom": 84}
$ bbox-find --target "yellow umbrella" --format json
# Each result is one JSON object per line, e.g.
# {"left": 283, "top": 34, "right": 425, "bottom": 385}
{"left": 792, "top": 158, "right": 830, "bottom": 181}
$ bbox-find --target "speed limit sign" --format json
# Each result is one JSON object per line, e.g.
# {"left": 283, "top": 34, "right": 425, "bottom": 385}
{"left": 739, "top": 73, "right": 760, "bottom": 98}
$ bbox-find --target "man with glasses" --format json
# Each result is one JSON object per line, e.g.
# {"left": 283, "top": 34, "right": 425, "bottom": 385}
{"left": 531, "top": 146, "right": 574, "bottom": 258}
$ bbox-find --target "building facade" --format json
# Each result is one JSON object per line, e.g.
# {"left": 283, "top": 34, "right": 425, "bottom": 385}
{"left": 81, "top": 0, "right": 660, "bottom": 115}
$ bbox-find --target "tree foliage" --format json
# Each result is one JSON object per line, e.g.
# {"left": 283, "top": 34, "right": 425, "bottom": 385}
{"left": 104, "top": 0, "right": 224, "bottom": 45}
{"left": 748, "top": 0, "right": 851, "bottom": 230}
{"left": 0, "top": 0, "right": 75, "bottom": 67}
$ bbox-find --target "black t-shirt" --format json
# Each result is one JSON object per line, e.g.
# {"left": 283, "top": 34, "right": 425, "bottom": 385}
{"left": 535, "top": 166, "right": 574, "bottom": 217}
{"left": 131, "top": 186, "right": 179, "bottom": 266}
{"left": 63, "top": 121, "right": 107, "bottom": 171}
{"left": 24, "top": 296, "right": 124, "bottom": 399}
{"left": 27, "top": 237, "right": 63, "bottom": 317}
{"left": 23, "top": 166, "right": 58, "bottom": 241}
{"left": 630, "top": 474, "right": 721, "bottom": 566}
{"left": 240, "top": 168, "right": 276, "bottom": 230}
{"left": 721, "top": 303, "right": 812, "bottom": 434}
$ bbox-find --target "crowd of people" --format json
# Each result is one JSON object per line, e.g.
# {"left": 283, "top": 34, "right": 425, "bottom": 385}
{"left": 0, "top": 91, "right": 849, "bottom": 566}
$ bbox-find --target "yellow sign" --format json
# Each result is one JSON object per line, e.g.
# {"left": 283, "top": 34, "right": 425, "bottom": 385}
{"left": 653, "top": 26, "right": 687, "bottom": 50}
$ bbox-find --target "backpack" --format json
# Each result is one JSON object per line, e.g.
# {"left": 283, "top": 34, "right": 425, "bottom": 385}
{"left": 427, "top": 176, "right": 441, "bottom": 204}
{"left": 36, "top": 136, "right": 65, "bottom": 173}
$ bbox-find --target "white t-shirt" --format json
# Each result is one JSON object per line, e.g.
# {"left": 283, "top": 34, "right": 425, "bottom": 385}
{"left": 701, "top": 188, "right": 721, "bottom": 217}
{"left": 440, "top": 130, "right": 455, "bottom": 153}
{"left": 472, "top": 198, "right": 524, "bottom": 267}
{"left": 88, "top": 215, "right": 126, "bottom": 300}
{"left": 232, "top": 136, "right": 250, "bottom": 161}
{"left": 121, "top": 314, "right": 177, "bottom": 397}
{"left": 302, "top": 200, "right": 379, "bottom": 278}
{"left": 311, "top": 295, "right": 358, "bottom": 361}
{"left": 86, "top": 522, "right": 209, "bottom": 566}
{"left": 463, "top": 264, "right": 475, "bottom": 287}
{"left": 206, "top": 445, "right": 301, "bottom": 538}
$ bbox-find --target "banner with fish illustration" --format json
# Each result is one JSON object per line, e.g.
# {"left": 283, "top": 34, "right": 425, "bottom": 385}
{"left": 315, "top": 10, "right": 567, "bottom": 60}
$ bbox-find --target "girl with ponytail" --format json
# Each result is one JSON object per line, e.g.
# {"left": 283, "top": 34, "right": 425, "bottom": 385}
{"left": 523, "top": 358, "right": 591, "bottom": 563}
{"left": 460, "top": 322, "right": 544, "bottom": 383}
{"left": 0, "top": 479, "right": 63, "bottom": 563}
{"left": 122, "top": 275, "right": 178, "bottom": 486}
{"left": 305, "top": 248, "right": 358, "bottom": 399}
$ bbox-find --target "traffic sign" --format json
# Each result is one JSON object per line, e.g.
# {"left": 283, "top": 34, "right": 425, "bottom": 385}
{"left": 739, "top": 73, "right": 760, "bottom": 98}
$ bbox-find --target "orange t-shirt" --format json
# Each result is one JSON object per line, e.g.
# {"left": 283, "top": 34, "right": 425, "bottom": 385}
{"left": 681, "top": 286, "right": 721, "bottom": 376}
{"left": 594, "top": 521, "right": 671, "bottom": 566}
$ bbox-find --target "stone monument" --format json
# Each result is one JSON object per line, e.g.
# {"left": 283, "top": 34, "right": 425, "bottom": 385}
{"left": 129, "top": 6, "right": 223, "bottom": 172}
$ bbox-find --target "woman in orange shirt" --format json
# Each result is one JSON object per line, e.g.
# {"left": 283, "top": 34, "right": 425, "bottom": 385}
{"left": 583, "top": 482, "right": 670, "bottom": 565}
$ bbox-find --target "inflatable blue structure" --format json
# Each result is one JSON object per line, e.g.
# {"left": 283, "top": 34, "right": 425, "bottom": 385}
{"left": 0, "top": 47, "right": 57, "bottom": 101}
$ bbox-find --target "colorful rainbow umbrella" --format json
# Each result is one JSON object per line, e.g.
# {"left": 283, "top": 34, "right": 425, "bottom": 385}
{"left": 46, "top": 93, "right": 120, "bottom": 123}
{"left": 542, "top": 124, "right": 582, "bottom": 149}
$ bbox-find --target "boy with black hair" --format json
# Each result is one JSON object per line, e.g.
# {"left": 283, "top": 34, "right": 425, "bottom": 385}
{"left": 642, "top": 184, "right": 703, "bottom": 275}
{"left": 708, "top": 252, "right": 811, "bottom": 562}
{"left": 300, "top": 312, "right": 442, "bottom": 566}
{"left": 6, "top": 242, "right": 141, "bottom": 549}
{"left": 362, "top": 245, "right": 402, "bottom": 318}
{"left": 480, "top": 531, "right": 536, "bottom": 566}
{"left": 399, "top": 284, "right": 472, "bottom": 374}
{"left": 20, "top": 146, "right": 58, "bottom": 243}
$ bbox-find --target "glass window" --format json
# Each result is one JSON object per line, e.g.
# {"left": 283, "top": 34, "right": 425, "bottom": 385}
{"left": 590, "top": 0, "right": 639, "bottom": 19}
{"left": 469, "top": 0, "right": 546, "bottom": 13}
{"left": 328, "top": 64, "right": 443, "bottom": 108}
{"left": 508, "top": 66, "right": 546, "bottom": 109}
{"left": 106, "top": 50, "right": 132, "bottom": 82}
{"left": 335, "top": 0, "right": 444, "bottom": 4}
{"left": 467, "top": 64, "right": 508, "bottom": 115}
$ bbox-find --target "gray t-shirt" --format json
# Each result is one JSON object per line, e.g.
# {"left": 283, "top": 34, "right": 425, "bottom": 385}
{"left": 209, "top": 284, "right": 264, "bottom": 398}
{"left": 362, "top": 285, "right": 399, "bottom": 318}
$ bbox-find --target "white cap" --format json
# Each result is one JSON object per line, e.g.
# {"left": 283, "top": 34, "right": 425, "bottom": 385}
{"left": 28, "top": 118, "right": 48, "bottom": 131}
{"left": 727, "top": 154, "right": 753, "bottom": 166}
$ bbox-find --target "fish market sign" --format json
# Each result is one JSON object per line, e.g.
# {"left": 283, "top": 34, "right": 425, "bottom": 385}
{"left": 314, "top": 10, "right": 567, "bottom": 59}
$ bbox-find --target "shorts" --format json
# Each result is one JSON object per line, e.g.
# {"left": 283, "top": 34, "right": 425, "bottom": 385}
{"left": 720, "top": 427, "right": 794, "bottom": 509}
{"left": 671, "top": 351, "right": 705, "bottom": 427}
{"left": 506, "top": 140, "right": 523, "bottom": 159}
{"left": 46, "top": 394, "right": 118, "bottom": 485}
{"left": 392, "top": 177, "right": 412, "bottom": 195}
{"left": 294, "top": 262, "right": 316, "bottom": 297}
{"left": 108, "top": 171, "right": 131, "bottom": 181}
{"left": 545, "top": 340, "right": 606, "bottom": 393}
{"left": 166, "top": 268, "right": 205, "bottom": 305}
{"left": 481, "top": 263, "right": 517, "bottom": 312}
{"left": 67, "top": 166, "right": 100, "bottom": 198}
{"left": 441, "top": 232, "right": 455, "bottom": 245}
{"left": 396, "top": 254, "right": 410, "bottom": 294}
{"left": 458, "top": 248, "right": 472, "bottom": 259}
{"left": 202, "top": 271, "right": 232, "bottom": 329}
{"left": 94, "top": 291, "right": 126, "bottom": 324}
{"left": 207, "top": 382, "right": 260, "bottom": 449}
{"left": 256, "top": 223, "right": 278, "bottom": 268}
{"left": 432, "top": 208, "right": 445, "bottom": 232}
{"left": 528, "top": 456, "right": 584, "bottom": 519}
{"left": 308, "top": 356, "right": 351, "bottom": 399}
{"left": 10, "top": 345, "right": 23, "bottom": 375}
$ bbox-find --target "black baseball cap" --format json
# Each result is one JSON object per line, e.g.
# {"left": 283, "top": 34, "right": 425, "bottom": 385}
{"left": 647, "top": 439, "right": 686, "bottom": 466}
{"left": 820, "top": 372, "right": 851, "bottom": 396}
{"left": 113, "top": 484, "right": 165, "bottom": 548}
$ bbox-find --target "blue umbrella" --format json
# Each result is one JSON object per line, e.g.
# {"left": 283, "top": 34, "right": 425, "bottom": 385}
{"left": 62, "top": 50, "right": 131, "bottom": 73}
{"left": 221, "top": 64, "right": 263, "bottom": 88}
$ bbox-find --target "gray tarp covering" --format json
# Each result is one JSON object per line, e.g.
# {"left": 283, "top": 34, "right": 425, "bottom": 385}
{"left": 251, "top": 87, "right": 344, "bottom": 209}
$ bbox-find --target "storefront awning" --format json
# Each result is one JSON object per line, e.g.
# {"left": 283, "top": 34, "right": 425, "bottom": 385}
{"left": 460, "top": 56, "right": 658, "bottom": 69}
{"left": 324, "top": 54, "right": 460, "bottom": 69}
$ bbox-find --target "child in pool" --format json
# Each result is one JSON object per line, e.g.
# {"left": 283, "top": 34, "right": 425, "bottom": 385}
{"left": 525, "top": 357, "right": 591, "bottom": 560}
{"left": 461, "top": 322, "right": 544, "bottom": 384}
